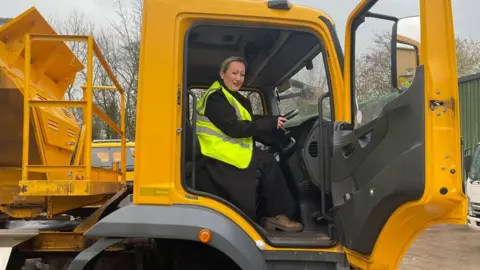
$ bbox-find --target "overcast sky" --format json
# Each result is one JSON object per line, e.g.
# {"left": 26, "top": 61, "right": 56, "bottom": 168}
{"left": 291, "top": 0, "right": 480, "bottom": 52}
{"left": 1, "top": 0, "right": 128, "bottom": 27}
{"left": 2, "top": 0, "right": 478, "bottom": 52}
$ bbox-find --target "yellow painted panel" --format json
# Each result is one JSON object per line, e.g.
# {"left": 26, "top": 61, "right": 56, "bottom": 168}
{"left": 0, "top": 168, "right": 45, "bottom": 204}
{"left": 18, "top": 179, "right": 123, "bottom": 196}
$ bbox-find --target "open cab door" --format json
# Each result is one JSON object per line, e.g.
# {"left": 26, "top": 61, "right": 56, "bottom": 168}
{"left": 333, "top": 0, "right": 467, "bottom": 268}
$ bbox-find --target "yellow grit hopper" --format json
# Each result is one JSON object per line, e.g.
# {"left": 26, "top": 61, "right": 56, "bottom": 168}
{"left": 0, "top": 8, "right": 122, "bottom": 219}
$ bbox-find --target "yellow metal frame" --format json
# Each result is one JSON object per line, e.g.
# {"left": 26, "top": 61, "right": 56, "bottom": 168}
{"left": 21, "top": 34, "right": 127, "bottom": 195}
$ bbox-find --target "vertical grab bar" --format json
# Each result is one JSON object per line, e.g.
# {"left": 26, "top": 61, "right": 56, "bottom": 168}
{"left": 318, "top": 92, "right": 333, "bottom": 222}
{"left": 187, "top": 90, "right": 197, "bottom": 189}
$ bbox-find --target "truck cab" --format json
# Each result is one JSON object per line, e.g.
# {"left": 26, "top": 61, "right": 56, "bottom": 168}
{"left": 1, "top": 0, "right": 466, "bottom": 269}
{"left": 91, "top": 139, "right": 136, "bottom": 182}
{"left": 78, "top": 0, "right": 464, "bottom": 269}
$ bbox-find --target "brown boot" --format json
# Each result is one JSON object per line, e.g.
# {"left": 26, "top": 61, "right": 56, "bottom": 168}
{"left": 263, "top": 215, "right": 303, "bottom": 232}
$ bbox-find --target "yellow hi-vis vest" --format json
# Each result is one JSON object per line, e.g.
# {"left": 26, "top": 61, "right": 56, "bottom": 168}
{"left": 195, "top": 81, "right": 253, "bottom": 169}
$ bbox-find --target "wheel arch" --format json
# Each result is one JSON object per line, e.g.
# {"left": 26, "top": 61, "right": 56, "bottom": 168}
{"left": 84, "top": 204, "right": 268, "bottom": 270}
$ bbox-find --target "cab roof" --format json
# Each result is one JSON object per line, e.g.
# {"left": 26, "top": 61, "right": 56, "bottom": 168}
{"left": 184, "top": 0, "right": 335, "bottom": 89}
{"left": 186, "top": 24, "right": 322, "bottom": 89}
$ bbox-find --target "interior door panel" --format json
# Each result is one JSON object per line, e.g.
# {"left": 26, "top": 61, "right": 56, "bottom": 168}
{"left": 331, "top": 66, "right": 426, "bottom": 255}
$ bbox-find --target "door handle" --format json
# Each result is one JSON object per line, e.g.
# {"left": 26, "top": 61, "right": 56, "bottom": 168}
{"left": 357, "top": 132, "right": 372, "bottom": 148}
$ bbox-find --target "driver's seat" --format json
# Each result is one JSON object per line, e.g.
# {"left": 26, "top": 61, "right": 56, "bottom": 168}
{"left": 184, "top": 118, "right": 264, "bottom": 220}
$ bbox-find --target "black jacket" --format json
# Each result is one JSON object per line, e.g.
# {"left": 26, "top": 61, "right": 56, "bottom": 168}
{"left": 204, "top": 82, "right": 282, "bottom": 146}
{"left": 196, "top": 81, "right": 289, "bottom": 221}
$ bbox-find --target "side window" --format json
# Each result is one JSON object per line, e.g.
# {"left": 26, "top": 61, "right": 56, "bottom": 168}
{"left": 352, "top": 2, "right": 420, "bottom": 128}
{"left": 277, "top": 51, "right": 331, "bottom": 126}
{"left": 239, "top": 91, "right": 264, "bottom": 115}
{"left": 188, "top": 88, "right": 204, "bottom": 120}
{"left": 188, "top": 89, "right": 265, "bottom": 119}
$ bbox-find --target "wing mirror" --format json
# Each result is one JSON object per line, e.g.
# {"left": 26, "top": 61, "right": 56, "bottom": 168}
{"left": 464, "top": 153, "right": 473, "bottom": 175}
{"left": 464, "top": 147, "right": 473, "bottom": 175}
{"left": 278, "top": 79, "right": 314, "bottom": 99}
{"left": 289, "top": 79, "right": 314, "bottom": 101}
{"left": 277, "top": 79, "right": 291, "bottom": 93}
{"left": 391, "top": 16, "right": 421, "bottom": 89}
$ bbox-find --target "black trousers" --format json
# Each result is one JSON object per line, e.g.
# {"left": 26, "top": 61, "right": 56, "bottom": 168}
{"left": 199, "top": 149, "right": 296, "bottom": 222}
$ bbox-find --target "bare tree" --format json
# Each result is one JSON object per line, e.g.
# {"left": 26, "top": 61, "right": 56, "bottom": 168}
{"left": 106, "top": 0, "right": 143, "bottom": 140}
{"left": 49, "top": 0, "right": 142, "bottom": 141}
{"left": 356, "top": 31, "right": 480, "bottom": 102}
{"left": 49, "top": 10, "right": 105, "bottom": 137}
{"left": 277, "top": 53, "right": 330, "bottom": 121}
{"left": 456, "top": 36, "right": 480, "bottom": 77}
{"left": 355, "top": 32, "right": 394, "bottom": 103}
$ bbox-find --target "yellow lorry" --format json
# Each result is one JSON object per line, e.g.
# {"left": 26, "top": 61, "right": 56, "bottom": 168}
{"left": 1, "top": 0, "right": 465, "bottom": 269}
{"left": 91, "top": 140, "right": 135, "bottom": 182}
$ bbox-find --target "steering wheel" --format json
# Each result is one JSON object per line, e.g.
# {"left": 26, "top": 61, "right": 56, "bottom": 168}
{"left": 277, "top": 119, "right": 297, "bottom": 156}
{"left": 279, "top": 135, "right": 296, "bottom": 156}
{"left": 282, "top": 109, "right": 299, "bottom": 120}
{"left": 271, "top": 109, "right": 298, "bottom": 156}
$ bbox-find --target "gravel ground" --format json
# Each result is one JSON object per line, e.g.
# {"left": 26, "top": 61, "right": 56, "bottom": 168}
{"left": 398, "top": 224, "right": 480, "bottom": 270}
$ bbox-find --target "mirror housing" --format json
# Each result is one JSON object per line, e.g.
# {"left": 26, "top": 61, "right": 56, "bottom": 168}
{"left": 464, "top": 153, "right": 473, "bottom": 175}
{"left": 277, "top": 79, "right": 291, "bottom": 93}
{"left": 278, "top": 79, "right": 315, "bottom": 101}
{"left": 391, "top": 16, "right": 421, "bottom": 89}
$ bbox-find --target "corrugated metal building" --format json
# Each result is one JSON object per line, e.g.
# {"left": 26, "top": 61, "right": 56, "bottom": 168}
{"left": 459, "top": 73, "right": 480, "bottom": 154}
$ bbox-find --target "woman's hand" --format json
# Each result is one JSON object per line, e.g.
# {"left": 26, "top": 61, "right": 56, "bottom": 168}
{"left": 277, "top": 117, "right": 287, "bottom": 129}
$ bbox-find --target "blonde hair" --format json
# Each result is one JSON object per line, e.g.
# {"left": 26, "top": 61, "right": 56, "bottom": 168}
{"left": 219, "top": 56, "right": 247, "bottom": 73}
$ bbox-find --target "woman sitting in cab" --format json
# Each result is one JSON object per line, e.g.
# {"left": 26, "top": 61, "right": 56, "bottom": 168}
{"left": 195, "top": 56, "right": 303, "bottom": 232}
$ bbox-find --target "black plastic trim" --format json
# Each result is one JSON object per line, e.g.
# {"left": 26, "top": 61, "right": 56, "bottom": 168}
{"left": 85, "top": 204, "right": 269, "bottom": 270}
{"left": 187, "top": 89, "right": 197, "bottom": 189}
{"left": 67, "top": 238, "right": 124, "bottom": 270}
{"left": 263, "top": 250, "right": 350, "bottom": 269}
{"left": 365, "top": 12, "right": 398, "bottom": 22}
{"left": 268, "top": 0, "right": 291, "bottom": 10}
{"left": 391, "top": 20, "right": 399, "bottom": 89}
{"left": 317, "top": 92, "right": 333, "bottom": 221}
{"left": 334, "top": 66, "right": 426, "bottom": 255}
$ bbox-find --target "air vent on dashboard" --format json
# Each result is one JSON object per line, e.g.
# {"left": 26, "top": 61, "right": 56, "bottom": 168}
{"left": 308, "top": 141, "right": 318, "bottom": 157}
